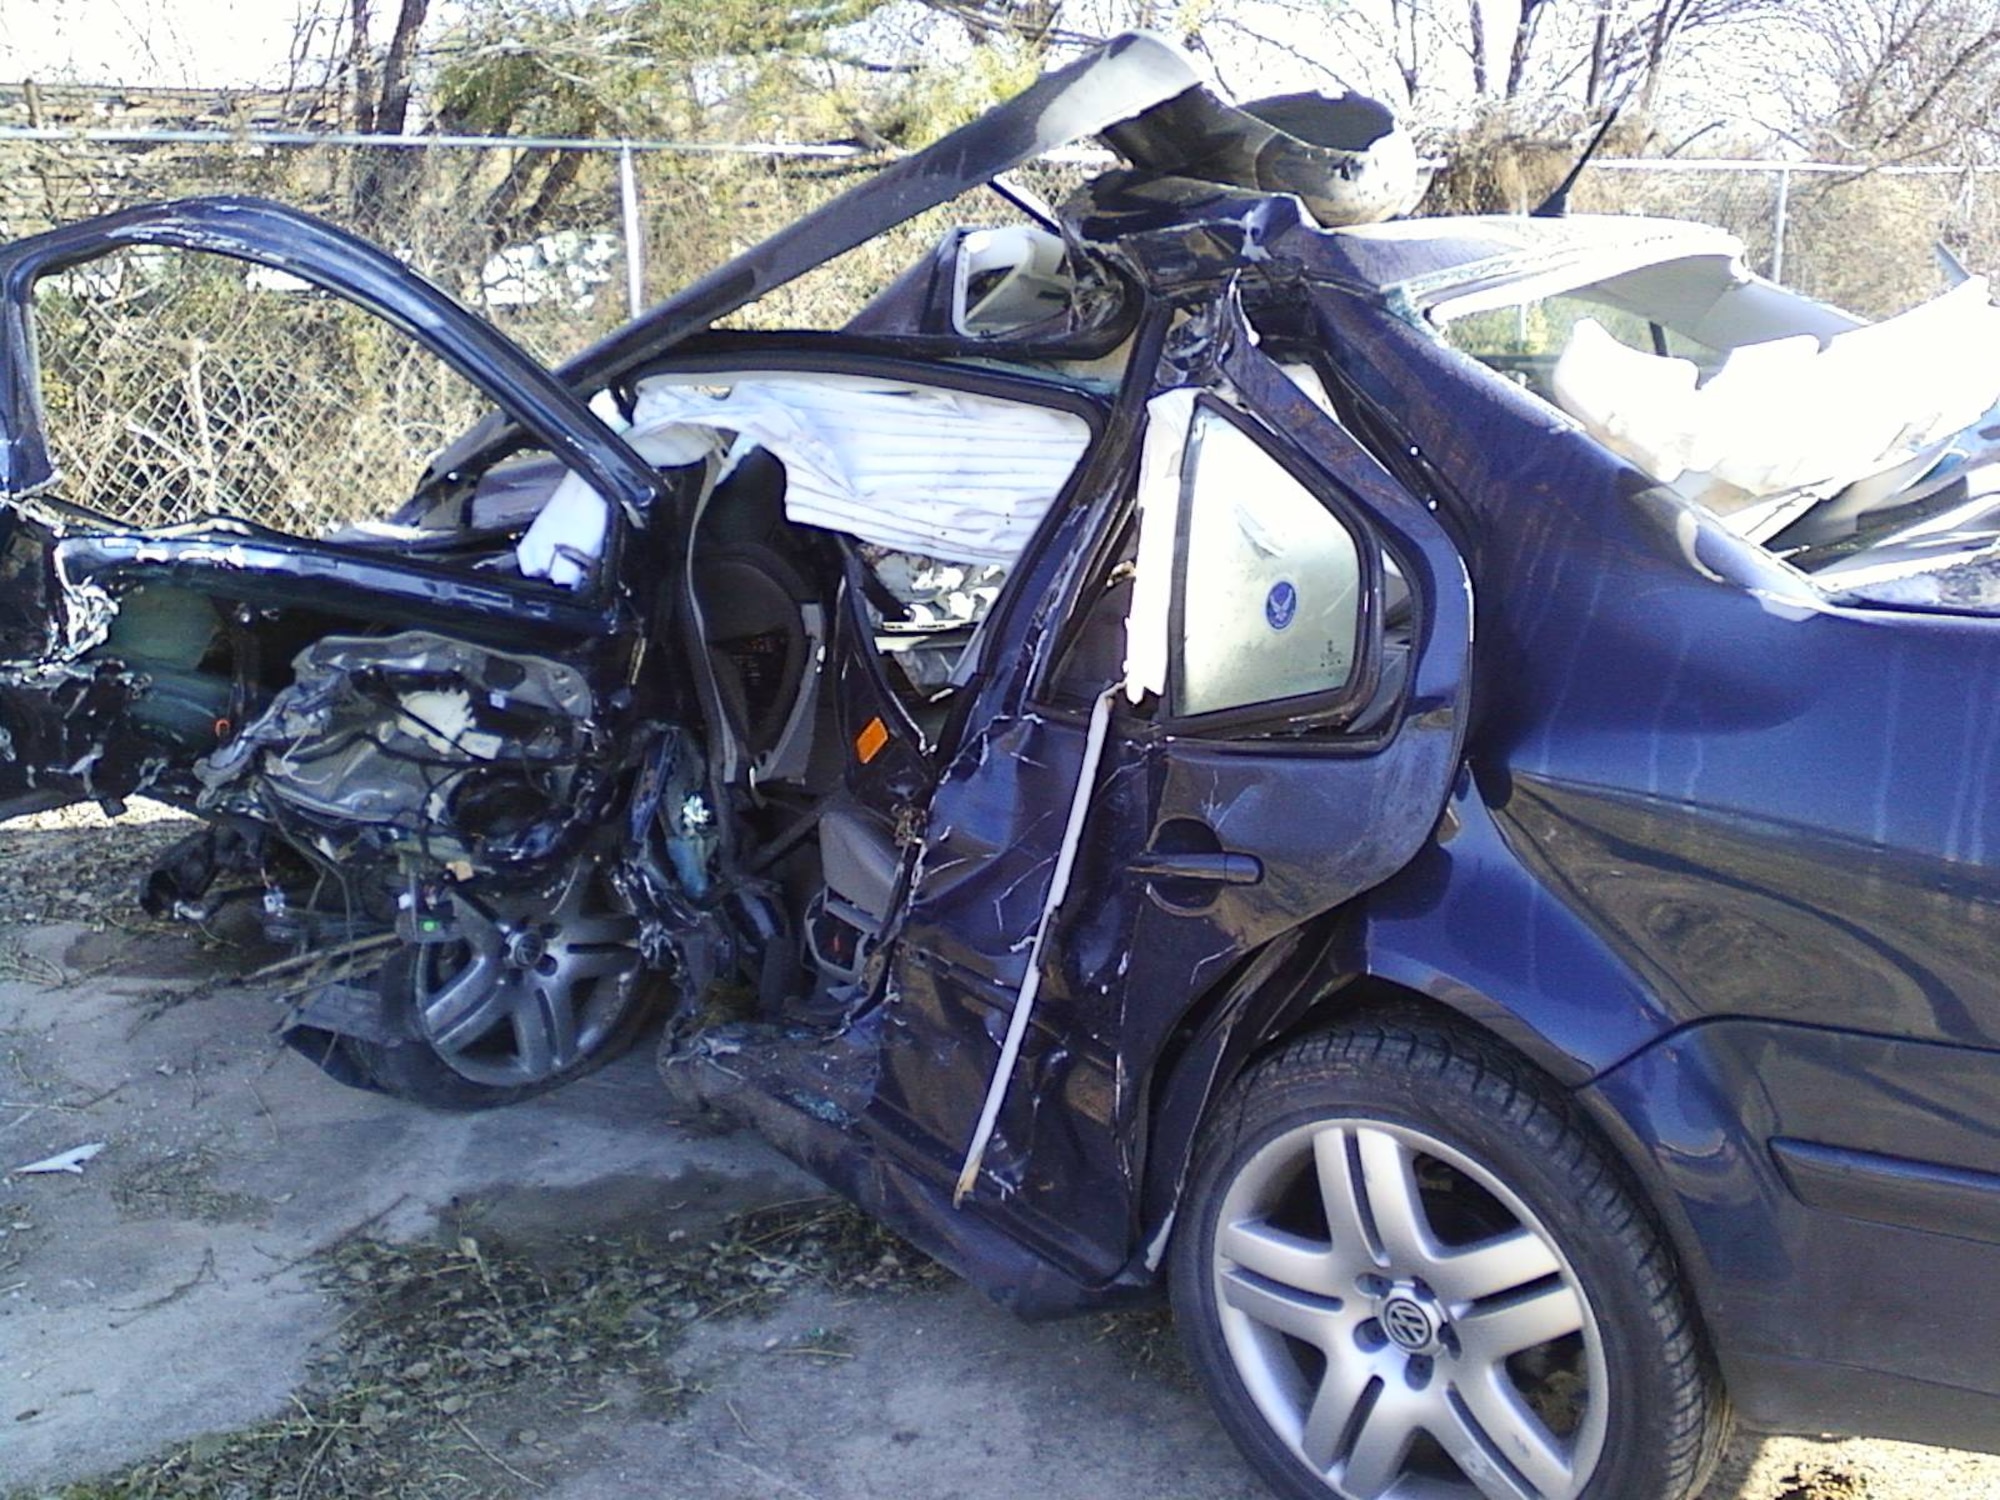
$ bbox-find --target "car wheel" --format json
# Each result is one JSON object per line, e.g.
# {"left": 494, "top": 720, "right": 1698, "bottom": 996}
{"left": 342, "top": 856, "right": 654, "bottom": 1110}
{"left": 1171, "top": 1019, "right": 1724, "bottom": 1500}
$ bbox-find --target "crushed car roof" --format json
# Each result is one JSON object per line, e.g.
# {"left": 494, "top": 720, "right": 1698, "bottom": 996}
{"left": 426, "top": 32, "right": 1752, "bottom": 480}
{"left": 562, "top": 32, "right": 1202, "bottom": 387}
{"left": 1320, "top": 213, "right": 1745, "bottom": 304}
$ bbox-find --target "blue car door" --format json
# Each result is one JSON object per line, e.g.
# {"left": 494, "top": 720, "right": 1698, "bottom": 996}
{"left": 864, "top": 313, "right": 1474, "bottom": 1281}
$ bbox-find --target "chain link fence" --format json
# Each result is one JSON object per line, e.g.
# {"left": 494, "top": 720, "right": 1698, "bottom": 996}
{"left": 3, "top": 129, "right": 1997, "bottom": 536}
{"left": 12, "top": 136, "right": 628, "bottom": 534}
{"left": 1576, "top": 161, "right": 2000, "bottom": 320}
{"left": 3, "top": 133, "right": 1086, "bottom": 535}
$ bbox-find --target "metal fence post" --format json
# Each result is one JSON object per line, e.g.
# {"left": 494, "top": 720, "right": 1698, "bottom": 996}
{"left": 618, "top": 142, "right": 645, "bottom": 317}
{"left": 1771, "top": 165, "right": 1791, "bottom": 284}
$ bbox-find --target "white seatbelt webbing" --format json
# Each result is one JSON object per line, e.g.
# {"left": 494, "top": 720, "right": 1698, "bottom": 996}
{"left": 953, "top": 683, "right": 1119, "bottom": 1206}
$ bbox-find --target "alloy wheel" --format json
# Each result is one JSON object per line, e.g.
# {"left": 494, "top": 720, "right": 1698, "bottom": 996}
{"left": 1211, "top": 1117, "right": 1608, "bottom": 1500}
{"left": 409, "top": 858, "right": 643, "bottom": 1088}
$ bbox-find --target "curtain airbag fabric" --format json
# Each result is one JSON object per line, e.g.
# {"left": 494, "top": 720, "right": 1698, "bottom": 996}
{"left": 517, "top": 374, "right": 1091, "bottom": 584}
{"left": 630, "top": 375, "right": 1089, "bottom": 564}
{"left": 1124, "top": 387, "right": 1198, "bottom": 703}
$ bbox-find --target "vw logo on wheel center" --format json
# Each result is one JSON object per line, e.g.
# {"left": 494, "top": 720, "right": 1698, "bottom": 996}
{"left": 1381, "top": 1295, "right": 1435, "bottom": 1351}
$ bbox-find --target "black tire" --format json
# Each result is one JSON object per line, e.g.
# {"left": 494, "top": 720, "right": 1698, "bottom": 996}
{"left": 1170, "top": 1018, "right": 1726, "bottom": 1500}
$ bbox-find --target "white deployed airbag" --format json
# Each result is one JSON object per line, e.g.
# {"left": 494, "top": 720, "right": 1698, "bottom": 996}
{"left": 634, "top": 374, "right": 1089, "bottom": 563}
{"left": 516, "top": 389, "right": 708, "bottom": 588}
{"left": 1123, "top": 387, "right": 1198, "bottom": 702}
{"left": 514, "top": 471, "right": 610, "bottom": 589}
{"left": 1552, "top": 278, "right": 2000, "bottom": 505}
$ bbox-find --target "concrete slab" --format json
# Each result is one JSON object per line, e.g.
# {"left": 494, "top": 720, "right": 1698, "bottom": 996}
{"left": 1, "top": 876, "right": 1997, "bottom": 1500}
{"left": 0, "top": 918, "right": 812, "bottom": 1490}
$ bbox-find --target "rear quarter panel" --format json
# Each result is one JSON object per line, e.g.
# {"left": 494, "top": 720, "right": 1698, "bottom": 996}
{"left": 1323, "top": 291, "right": 2000, "bottom": 1434}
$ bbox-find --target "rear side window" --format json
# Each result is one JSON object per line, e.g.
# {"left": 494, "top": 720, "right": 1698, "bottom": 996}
{"left": 1174, "top": 407, "right": 1365, "bottom": 718}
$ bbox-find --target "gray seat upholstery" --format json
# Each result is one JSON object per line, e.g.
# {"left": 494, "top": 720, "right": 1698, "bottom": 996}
{"left": 818, "top": 804, "right": 901, "bottom": 924}
{"left": 696, "top": 542, "right": 816, "bottom": 762}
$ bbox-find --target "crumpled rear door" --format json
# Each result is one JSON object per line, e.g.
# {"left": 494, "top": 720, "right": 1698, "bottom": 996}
{"left": 865, "top": 314, "right": 1472, "bottom": 1279}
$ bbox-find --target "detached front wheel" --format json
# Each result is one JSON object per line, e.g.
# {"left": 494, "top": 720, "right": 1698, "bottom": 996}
{"left": 343, "top": 857, "right": 653, "bottom": 1110}
{"left": 1171, "top": 1020, "right": 1724, "bottom": 1500}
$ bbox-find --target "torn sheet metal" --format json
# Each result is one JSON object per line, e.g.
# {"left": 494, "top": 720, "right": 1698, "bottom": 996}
{"left": 198, "top": 631, "right": 595, "bottom": 868}
{"left": 1104, "top": 85, "right": 1419, "bottom": 227}
{"left": 534, "top": 35, "right": 1199, "bottom": 386}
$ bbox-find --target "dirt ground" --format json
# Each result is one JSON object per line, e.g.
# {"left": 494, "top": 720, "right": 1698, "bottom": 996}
{"left": 5, "top": 804, "right": 2000, "bottom": 1499}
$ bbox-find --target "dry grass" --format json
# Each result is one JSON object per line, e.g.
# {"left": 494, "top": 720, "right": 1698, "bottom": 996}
{"left": 15, "top": 1197, "right": 948, "bottom": 1500}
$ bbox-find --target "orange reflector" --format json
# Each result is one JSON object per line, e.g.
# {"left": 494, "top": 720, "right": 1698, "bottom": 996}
{"left": 855, "top": 716, "right": 890, "bottom": 764}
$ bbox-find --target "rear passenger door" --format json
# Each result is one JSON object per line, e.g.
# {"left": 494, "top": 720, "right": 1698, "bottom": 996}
{"left": 866, "top": 328, "right": 1473, "bottom": 1280}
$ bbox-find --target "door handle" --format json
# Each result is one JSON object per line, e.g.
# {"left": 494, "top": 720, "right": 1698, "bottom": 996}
{"left": 1128, "top": 850, "right": 1264, "bottom": 885}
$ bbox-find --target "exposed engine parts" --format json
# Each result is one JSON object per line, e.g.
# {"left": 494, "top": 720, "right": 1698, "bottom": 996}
{"left": 196, "top": 630, "right": 601, "bottom": 873}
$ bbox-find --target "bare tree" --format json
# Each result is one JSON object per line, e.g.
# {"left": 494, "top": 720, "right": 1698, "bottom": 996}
{"left": 1390, "top": 0, "right": 1428, "bottom": 99}
{"left": 912, "top": 0, "right": 1090, "bottom": 49}
{"left": 358, "top": 0, "right": 430, "bottom": 135}
{"left": 341, "top": 0, "right": 432, "bottom": 230}
{"left": 1790, "top": 0, "right": 2000, "bottom": 162}
{"left": 1239, "top": 0, "right": 1799, "bottom": 132}
{"left": 278, "top": 0, "right": 350, "bottom": 124}
{"left": 1504, "top": 0, "right": 1558, "bottom": 96}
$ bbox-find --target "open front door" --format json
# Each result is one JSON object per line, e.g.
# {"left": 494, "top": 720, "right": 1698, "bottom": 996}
{"left": 0, "top": 198, "right": 661, "bottom": 820}
{"left": 865, "top": 331, "right": 1472, "bottom": 1283}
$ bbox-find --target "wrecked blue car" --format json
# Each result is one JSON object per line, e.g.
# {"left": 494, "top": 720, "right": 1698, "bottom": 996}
{"left": 8, "top": 31, "right": 2000, "bottom": 1500}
